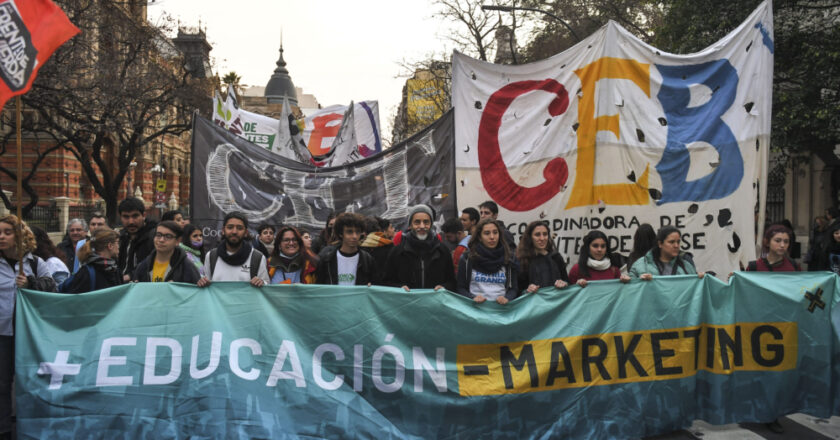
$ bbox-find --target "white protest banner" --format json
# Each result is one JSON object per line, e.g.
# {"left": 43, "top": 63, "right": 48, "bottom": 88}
{"left": 453, "top": 2, "right": 773, "bottom": 276}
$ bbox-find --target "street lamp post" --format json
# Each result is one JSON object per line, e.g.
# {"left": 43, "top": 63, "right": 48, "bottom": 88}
{"left": 481, "top": 4, "right": 581, "bottom": 43}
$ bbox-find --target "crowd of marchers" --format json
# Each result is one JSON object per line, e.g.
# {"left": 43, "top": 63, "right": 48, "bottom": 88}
{"left": 1, "top": 198, "right": 839, "bottom": 438}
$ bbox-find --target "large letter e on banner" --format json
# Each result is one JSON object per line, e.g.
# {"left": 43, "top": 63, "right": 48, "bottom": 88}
{"left": 477, "top": 79, "right": 569, "bottom": 212}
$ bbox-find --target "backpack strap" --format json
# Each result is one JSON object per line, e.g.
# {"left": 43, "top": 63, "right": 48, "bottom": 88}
{"left": 29, "top": 256, "right": 39, "bottom": 277}
{"left": 88, "top": 265, "right": 96, "bottom": 291}
{"left": 208, "top": 248, "right": 218, "bottom": 278}
{"left": 249, "top": 250, "right": 261, "bottom": 279}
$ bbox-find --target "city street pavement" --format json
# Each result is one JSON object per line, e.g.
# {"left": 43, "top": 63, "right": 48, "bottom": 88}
{"left": 644, "top": 414, "right": 840, "bottom": 439}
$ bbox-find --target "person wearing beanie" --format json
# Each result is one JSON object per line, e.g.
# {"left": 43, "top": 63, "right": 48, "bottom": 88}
{"left": 383, "top": 204, "right": 456, "bottom": 292}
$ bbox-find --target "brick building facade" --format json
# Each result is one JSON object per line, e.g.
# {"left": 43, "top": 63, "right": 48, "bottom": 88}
{"left": 0, "top": 2, "right": 212, "bottom": 225}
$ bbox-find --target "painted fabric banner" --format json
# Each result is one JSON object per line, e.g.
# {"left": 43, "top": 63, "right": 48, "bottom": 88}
{"left": 299, "top": 100, "right": 383, "bottom": 162}
{"left": 211, "top": 90, "right": 284, "bottom": 153}
{"left": 190, "top": 111, "right": 455, "bottom": 244}
{"left": 0, "top": 0, "right": 80, "bottom": 110}
{"left": 15, "top": 273, "right": 840, "bottom": 438}
{"left": 452, "top": 2, "right": 773, "bottom": 277}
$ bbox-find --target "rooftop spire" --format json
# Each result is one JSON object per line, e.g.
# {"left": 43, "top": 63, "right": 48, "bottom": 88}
{"left": 265, "top": 40, "right": 297, "bottom": 105}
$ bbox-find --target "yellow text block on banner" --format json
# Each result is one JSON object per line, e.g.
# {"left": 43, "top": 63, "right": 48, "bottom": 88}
{"left": 457, "top": 322, "right": 797, "bottom": 396}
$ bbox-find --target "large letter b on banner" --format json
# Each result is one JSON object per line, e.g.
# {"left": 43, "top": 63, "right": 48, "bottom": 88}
{"left": 477, "top": 79, "right": 569, "bottom": 212}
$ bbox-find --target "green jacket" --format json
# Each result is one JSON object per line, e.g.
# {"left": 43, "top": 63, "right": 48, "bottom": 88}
{"left": 629, "top": 249, "right": 696, "bottom": 278}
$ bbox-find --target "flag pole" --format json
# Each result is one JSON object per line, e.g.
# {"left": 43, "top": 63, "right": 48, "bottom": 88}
{"left": 15, "top": 95, "right": 23, "bottom": 276}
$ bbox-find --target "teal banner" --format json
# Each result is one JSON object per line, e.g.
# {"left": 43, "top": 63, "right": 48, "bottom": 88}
{"left": 15, "top": 273, "right": 840, "bottom": 438}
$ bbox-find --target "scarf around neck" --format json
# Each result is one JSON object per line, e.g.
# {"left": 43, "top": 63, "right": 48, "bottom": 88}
{"left": 587, "top": 257, "right": 611, "bottom": 271}
{"left": 472, "top": 243, "right": 506, "bottom": 274}
{"left": 217, "top": 240, "right": 253, "bottom": 267}
{"left": 362, "top": 232, "right": 393, "bottom": 248}
{"left": 85, "top": 254, "right": 119, "bottom": 273}
{"left": 405, "top": 230, "right": 435, "bottom": 255}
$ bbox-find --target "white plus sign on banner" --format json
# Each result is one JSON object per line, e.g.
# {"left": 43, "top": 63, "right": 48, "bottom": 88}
{"left": 37, "top": 350, "right": 82, "bottom": 390}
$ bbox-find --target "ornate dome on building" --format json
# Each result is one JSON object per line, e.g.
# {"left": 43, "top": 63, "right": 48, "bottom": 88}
{"left": 264, "top": 45, "right": 298, "bottom": 106}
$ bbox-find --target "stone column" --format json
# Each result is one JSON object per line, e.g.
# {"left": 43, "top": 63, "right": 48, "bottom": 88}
{"left": 168, "top": 192, "right": 178, "bottom": 211}
{"left": 0, "top": 190, "right": 11, "bottom": 217}
{"left": 53, "top": 196, "right": 71, "bottom": 234}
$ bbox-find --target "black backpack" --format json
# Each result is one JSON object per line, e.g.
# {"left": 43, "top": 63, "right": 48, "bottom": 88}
{"left": 25, "top": 257, "right": 57, "bottom": 293}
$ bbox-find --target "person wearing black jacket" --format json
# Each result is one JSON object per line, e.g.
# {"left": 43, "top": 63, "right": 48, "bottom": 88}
{"left": 56, "top": 218, "right": 87, "bottom": 270}
{"left": 117, "top": 197, "right": 156, "bottom": 282}
{"left": 383, "top": 205, "right": 456, "bottom": 292}
{"left": 315, "top": 213, "right": 375, "bottom": 285}
{"left": 360, "top": 216, "right": 394, "bottom": 284}
{"left": 132, "top": 221, "right": 201, "bottom": 284}
{"left": 456, "top": 218, "right": 518, "bottom": 304}
{"left": 516, "top": 221, "right": 569, "bottom": 295}
{"left": 62, "top": 228, "right": 123, "bottom": 294}
{"left": 253, "top": 224, "right": 275, "bottom": 259}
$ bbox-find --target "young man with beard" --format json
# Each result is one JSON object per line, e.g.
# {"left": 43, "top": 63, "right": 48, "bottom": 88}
{"left": 197, "top": 212, "right": 269, "bottom": 287}
{"left": 132, "top": 221, "right": 201, "bottom": 284}
{"left": 315, "top": 213, "right": 375, "bottom": 285}
{"left": 384, "top": 205, "right": 456, "bottom": 292}
{"left": 118, "top": 198, "right": 157, "bottom": 282}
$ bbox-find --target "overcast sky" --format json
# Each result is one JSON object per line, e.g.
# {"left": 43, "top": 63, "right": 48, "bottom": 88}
{"left": 148, "top": 0, "right": 453, "bottom": 140}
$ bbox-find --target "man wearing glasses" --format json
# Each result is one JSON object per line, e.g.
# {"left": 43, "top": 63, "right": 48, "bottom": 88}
{"left": 131, "top": 220, "right": 201, "bottom": 284}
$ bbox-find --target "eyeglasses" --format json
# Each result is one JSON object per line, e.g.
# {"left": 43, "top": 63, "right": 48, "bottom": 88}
{"left": 154, "top": 232, "right": 176, "bottom": 241}
{"left": 281, "top": 238, "right": 298, "bottom": 244}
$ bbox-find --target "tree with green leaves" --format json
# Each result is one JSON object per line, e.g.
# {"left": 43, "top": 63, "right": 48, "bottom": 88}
{"left": 518, "top": 0, "right": 663, "bottom": 62}
{"left": 653, "top": 0, "right": 840, "bottom": 164}
{"left": 222, "top": 71, "right": 242, "bottom": 100}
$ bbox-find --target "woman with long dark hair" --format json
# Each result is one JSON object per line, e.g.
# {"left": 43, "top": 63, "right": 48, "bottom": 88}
{"left": 311, "top": 212, "right": 337, "bottom": 255}
{"left": 456, "top": 219, "right": 518, "bottom": 304}
{"left": 180, "top": 224, "right": 206, "bottom": 277}
{"left": 516, "top": 221, "right": 568, "bottom": 294}
{"left": 30, "top": 225, "right": 70, "bottom": 284}
{"left": 269, "top": 225, "right": 319, "bottom": 284}
{"left": 629, "top": 226, "right": 704, "bottom": 280}
{"left": 627, "top": 223, "right": 656, "bottom": 270}
{"left": 568, "top": 230, "right": 629, "bottom": 286}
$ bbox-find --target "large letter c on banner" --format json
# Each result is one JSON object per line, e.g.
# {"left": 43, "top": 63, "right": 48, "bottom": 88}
{"left": 477, "top": 79, "right": 569, "bottom": 212}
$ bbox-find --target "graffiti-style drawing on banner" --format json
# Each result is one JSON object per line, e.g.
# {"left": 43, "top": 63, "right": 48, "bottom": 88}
{"left": 190, "top": 112, "right": 455, "bottom": 244}
{"left": 453, "top": 2, "right": 773, "bottom": 277}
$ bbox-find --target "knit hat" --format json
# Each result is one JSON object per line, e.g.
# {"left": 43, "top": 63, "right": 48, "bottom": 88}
{"left": 408, "top": 204, "right": 435, "bottom": 224}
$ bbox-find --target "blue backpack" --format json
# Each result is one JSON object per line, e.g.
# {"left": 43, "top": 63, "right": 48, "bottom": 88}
{"left": 58, "top": 265, "right": 96, "bottom": 293}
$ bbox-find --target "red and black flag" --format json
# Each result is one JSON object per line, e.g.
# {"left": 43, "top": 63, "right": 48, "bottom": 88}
{"left": 0, "top": 0, "right": 79, "bottom": 110}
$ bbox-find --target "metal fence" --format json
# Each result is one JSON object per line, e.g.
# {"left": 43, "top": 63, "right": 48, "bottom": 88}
{"left": 22, "top": 205, "right": 60, "bottom": 232}
{"left": 766, "top": 163, "right": 786, "bottom": 225}
{"left": 68, "top": 204, "right": 105, "bottom": 224}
